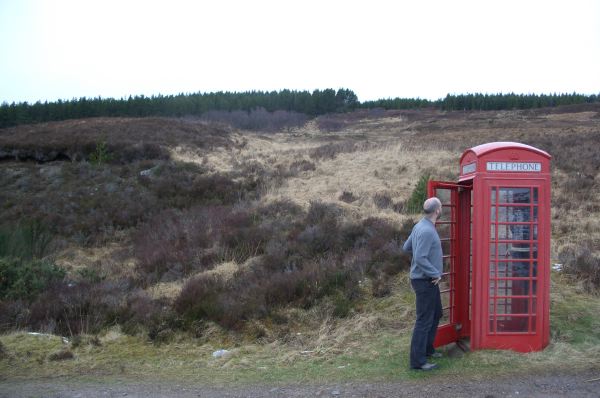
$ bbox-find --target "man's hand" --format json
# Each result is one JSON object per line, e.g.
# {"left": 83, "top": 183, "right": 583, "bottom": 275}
{"left": 432, "top": 277, "right": 442, "bottom": 285}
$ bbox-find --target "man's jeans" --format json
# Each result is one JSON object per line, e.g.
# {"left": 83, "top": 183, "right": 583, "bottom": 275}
{"left": 410, "top": 278, "right": 443, "bottom": 368}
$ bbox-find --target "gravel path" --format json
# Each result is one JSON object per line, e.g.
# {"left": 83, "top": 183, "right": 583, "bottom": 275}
{"left": 2, "top": 372, "right": 599, "bottom": 398}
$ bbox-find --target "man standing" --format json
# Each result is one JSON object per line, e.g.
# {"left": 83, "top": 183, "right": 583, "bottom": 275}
{"left": 403, "top": 197, "right": 444, "bottom": 370}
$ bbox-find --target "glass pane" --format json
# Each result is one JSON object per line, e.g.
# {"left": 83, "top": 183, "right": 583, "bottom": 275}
{"left": 495, "top": 279, "right": 530, "bottom": 296}
{"left": 496, "top": 316, "right": 529, "bottom": 332}
{"left": 491, "top": 188, "right": 497, "bottom": 204}
{"left": 498, "top": 188, "right": 531, "bottom": 204}
{"left": 514, "top": 261, "right": 531, "bottom": 278}
{"left": 511, "top": 279, "right": 530, "bottom": 296}
{"left": 436, "top": 223, "right": 451, "bottom": 239}
{"left": 508, "top": 243, "right": 532, "bottom": 259}
{"left": 489, "top": 279, "right": 496, "bottom": 295}
{"left": 533, "top": 225, "right": 538, "bottom": 240}
{"left": 532, "top": 243, "right": 538, "bottom": 259}
{"left": 440, "top": 309, "right": 449, "bottom": 325}
{"left": 497, "top": 261, "right": 531, "bottom": 277}
{"left": 443, "top": 256, "right": 452, "bottom": 273}
{"left": 496, "top": 279, "right": 512, "bottom": 296}
{"left": 489, "top": 262, "right": 496, "bottom": 276}
{"left": 437, "top": 189, "right": 451, "bottom": 204}
{"left": 532, "top": 261, "right": 538, "bottom": 277}
{"left": 497, "top": 206, "right": 531, "bottom": 223}
{"left": 533, "top": 188, "right": 538, "bottom": 204}
{"left": 495, "top": 298, "right": 530, "bottom": 314}
{"left": 492, "top": 243, "right": 533, "bottom": 259}
{"left": 496, "top": 224, "right": 531, "bottom": 240}
{"left": 532, "top": 280, "right": 537, "bottom": 296}
{"left": 513, "top": 224, "right": 531, "bottom": 240}
{"left": 533, "top": 207, "right": 538, "bottom": 222}
{"left": 490, "top": 244, "right": 496, "bottom": 258}
{"left": 491, "top": 224, "right": 496, "bottom": 239}
{"left": 440, "top": 293, "right": 450, "bottom": 324}
{"left": 441, "top": 240, "right": 452, "bottom": 253}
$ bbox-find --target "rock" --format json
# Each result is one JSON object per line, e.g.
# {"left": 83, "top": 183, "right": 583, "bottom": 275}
{"left": 212, "top": 349, "right": 230, "bottom": 358}
{"left": 139, "top": 165, "right": 160, "bottom": 177}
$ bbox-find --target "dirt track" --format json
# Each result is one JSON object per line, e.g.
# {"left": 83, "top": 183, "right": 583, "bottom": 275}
{"left": 2, "top": 372, "right": 599, "bottom": 398}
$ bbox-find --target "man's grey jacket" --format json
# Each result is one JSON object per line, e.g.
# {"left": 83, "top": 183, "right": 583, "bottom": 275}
{"left": 402, "top": 218, "right": 443, "bottom": 279}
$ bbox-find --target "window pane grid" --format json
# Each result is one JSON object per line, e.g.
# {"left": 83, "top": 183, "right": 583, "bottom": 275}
{"left": 489, "top": 186, "right": 538, "bottom": 335}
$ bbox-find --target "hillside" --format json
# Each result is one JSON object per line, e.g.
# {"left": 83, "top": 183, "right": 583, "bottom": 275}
{"left": 1, "top": 105, "right": 599, "bottom": 388}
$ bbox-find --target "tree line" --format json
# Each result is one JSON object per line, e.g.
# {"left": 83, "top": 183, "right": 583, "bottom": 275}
{"left": 1, "top": 89, "right": 598, "bottom": 128}
{"left": 0, "top": 89, "right": 359, "bottom": 128}
{"left": 360, "top": 92, "right": 600, "bottom": 111}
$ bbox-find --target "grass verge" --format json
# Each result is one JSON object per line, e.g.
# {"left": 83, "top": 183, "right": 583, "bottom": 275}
{"left": 1, "top": 272, "right": 599, "bottom": 385}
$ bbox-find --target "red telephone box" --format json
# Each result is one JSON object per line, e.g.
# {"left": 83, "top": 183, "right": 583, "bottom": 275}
{"left": 429, "top": 142, "right": 551, "bottom": 352}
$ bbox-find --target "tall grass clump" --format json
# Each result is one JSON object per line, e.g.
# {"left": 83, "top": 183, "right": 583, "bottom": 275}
{"left": 0, "top": 220, "right": 53, "bottom": 260}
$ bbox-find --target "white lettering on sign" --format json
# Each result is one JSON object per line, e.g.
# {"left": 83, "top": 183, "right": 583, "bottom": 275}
{"left": 462, "top": 162, "right": 476, "bottom": 175}
{"left": 486, "top": 162, "right": 542, "bottom": 172}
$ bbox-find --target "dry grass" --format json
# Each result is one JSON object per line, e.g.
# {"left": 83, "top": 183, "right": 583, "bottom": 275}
{"left": 1, "top": 273, "right": 599, "bottom": 384}
{"left": 145, "top": 261, "right": 242, "bottom": 301}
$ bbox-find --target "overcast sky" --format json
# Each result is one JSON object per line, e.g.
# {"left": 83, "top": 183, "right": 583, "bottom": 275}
{"left": 1, "top": 0, "right": 599, "bottom": 104}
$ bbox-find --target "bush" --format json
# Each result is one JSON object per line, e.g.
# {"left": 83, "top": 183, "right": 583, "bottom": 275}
{"left": 142, "top": 163, "right": 242, "bottom": 208}
{"left": 174, "top": 274, "right": 226, "bottom": 323}
{"left": 559, "top": 241, "right": 600, "bottom": 292}
{"left": 29, "top": 279, "right": 129, "bottom": 336}
{"left": 405, "top": 174, "right": 430, "bottom": 214}
{"left": 157, "top": 200, "right": 414, "bottom": 331}
{"left": 339, "top": 190, "right": 358, "bottom": 203}
{"left": 89, "top": 141, "right": 113, "bottom": 165}
{"left": 134, "top": 208, "right": 220, "bottom": 283}
{"left": 0, "top": 258, "right": 65, "bottom": 301}
{"left": 134, "top": 205, "right": 270, "bottom": 283}
{"left": 373, "top": 191, "right": 393, "bottom": 209}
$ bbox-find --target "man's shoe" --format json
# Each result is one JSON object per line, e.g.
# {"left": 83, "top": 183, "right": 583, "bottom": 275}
{"left": 428, "top": 352, "right": 443, "bottom": 358}
{"left": 412, "top": 362, "right": 438, "bottom": 371}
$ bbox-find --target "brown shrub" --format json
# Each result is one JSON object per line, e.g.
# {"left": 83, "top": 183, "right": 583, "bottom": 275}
{"left": 339, "top": 190, "right": 358, "bottom": 203}
{"left": 142, "top": 163, "right": 242, "bottom": 208}
{"left": 174, "top": 274, "right": 226, "bottom": 322}
{"left": 373, "top": 191, "right": 393, "bottom": 209}
{"left": 559, "top": 240, "right": 600, "bottom": 292}
{"left": 134, "top": 207, "right": 225, "bottom": 283}
{"left": 289, "top": 159, "right": 316, "bottom": 174}
{"left": 29, "top": 279, "right": 129, "bottom": 336}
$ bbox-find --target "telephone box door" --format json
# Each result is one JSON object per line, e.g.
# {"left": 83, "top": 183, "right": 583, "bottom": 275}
{"left": 428, "top": 181, "right": 472, "bottom": 347}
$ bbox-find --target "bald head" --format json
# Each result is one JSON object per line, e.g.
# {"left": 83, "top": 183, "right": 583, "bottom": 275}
{"left": 423, "top": 197, "right": 442, "bottom": 215}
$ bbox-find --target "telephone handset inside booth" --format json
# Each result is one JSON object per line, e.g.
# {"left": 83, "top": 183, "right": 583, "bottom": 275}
{"left": 427, "top": 180, "right": 472, "bottom": 348}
